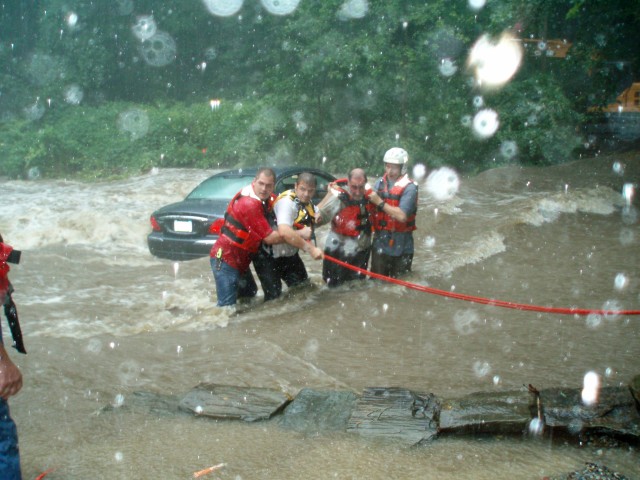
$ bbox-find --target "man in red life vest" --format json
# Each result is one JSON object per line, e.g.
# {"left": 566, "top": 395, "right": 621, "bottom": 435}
{"left": 0, "top": 233, "right": 24, "bottom": 479}
{"left": 317, "top": 168, "right": 375, "bottom": 287}
{"left": 367, "top": 148, "right": 419, "bottom": 278}
{"left": 210, "top": 168, "right": 322, "bottom": 308}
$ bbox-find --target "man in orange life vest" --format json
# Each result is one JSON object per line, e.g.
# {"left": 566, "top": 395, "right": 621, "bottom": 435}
{"left": 316, "top": 168, "right": 375, "bottom": 287}
{"left": 0, "top": 233, "right": 24, "bottom": 479}
{"left": 367, "top": 148, "right": 419, "bottom": 278}
{"left": 210, "top": 168, "right": 322, "bottom": 307}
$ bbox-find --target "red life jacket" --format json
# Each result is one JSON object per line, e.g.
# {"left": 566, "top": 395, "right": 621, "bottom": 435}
{"left": 220, "top": 185, "right": 275, "bottom": 254}
{"left": 330, "top": 178, "right": 375, "bottom": 237}
{"left": 371, "top": 174, "right": 417, "bottom": 233}
{"left": 0, "top": 242, "right": 13, "bottom": 299}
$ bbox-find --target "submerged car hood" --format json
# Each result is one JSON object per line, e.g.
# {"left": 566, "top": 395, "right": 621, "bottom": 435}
{"left": 152, "top": 198, "right": 230, "bottom": 217}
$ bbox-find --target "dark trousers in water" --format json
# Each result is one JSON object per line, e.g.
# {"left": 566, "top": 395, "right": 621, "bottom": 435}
{"left": 370, "top": 251, "right": 413, "bottom": 279}
{"left": 322, "top": 247, "right": 371, "bottom": 288}
{"left": 252, "top": 251, "right": 309, "bottom": 301}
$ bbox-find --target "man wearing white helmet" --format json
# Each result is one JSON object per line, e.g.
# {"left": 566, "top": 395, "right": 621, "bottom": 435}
{"left": 367, "top": 147, "right": 419, "bottom": 278}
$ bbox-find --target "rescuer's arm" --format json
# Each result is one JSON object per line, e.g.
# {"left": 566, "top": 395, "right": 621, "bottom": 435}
{"left": 367, "top": 191, "right": 408, "bottom": 223}
{"left": 0, "top": 344, "right": 22, "bottom": 400}
{"left": 277, "top": 224, "right": 323, "bottom": 259}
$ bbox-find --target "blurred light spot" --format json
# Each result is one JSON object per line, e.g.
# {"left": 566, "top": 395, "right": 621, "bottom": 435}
{"left": 473, "top": 360, "right": 491, "bottom": 377}
{"left": 426, "top": 167, "right": 460, "bottom": 201}
{"left": 118, "top": 108, "right": 150, "bottom": 140}
{"left": 468, "top": 0, "right": 486, "bottom": 11}
{"left": 581, "top": 371, "right": 600, "bottom": 406}
{"left": 602, "top": 299, "right": 623, "bottom": 320}
{"left": 412, "top": 163, "right": 427, "bottom": 181}
{"left": 210, "top": 99, "right": 221, "bottom": 110}
{"left": 338, "top": 0, "right": 368, "bottom": 19}
{"left": 176, "top": 345, "right": 183, "bottom": 354}
{"left": 604, "top": 367, "right": 614, "bottom": 378}
{"left": 619, "top": 228, "right": 634, "bottom": 246}
{"left": 472, "top": 95, "right": 484, "bottom": 108}
{"left": 460, "top": 114, "right": 472, "bottom": 127}
{"left": 586, "top": 313, "right": 602, "bottom": 329}
{"left": 423, "top": 236, "right": 436, "bottom": 248}
{"left": 528, "top": 418, "right": 544, "bottom": 436}
{"left": 438, "top": 58, "right": 457, "bottom": 77}
{"left": 64, "top": 84, "right": 84, "bottom": 105}
{"left": 382, "top": 303, "right": 389, "bottom": 313}
{"left": 453, "top": 309, "right": 480, "bottom": 335}
{"left": 260, "top": 0, "right": 301, "bottom": 16}
{"left": 139, "top": 31, "right": 176, "bottom": 67}
{"left": 115, "top": 451, "right": 124, "bottom": 462}
{"left": 614, "top": 273, "right": 629, "bottom": 291}
{"left": 472, "top": 108, "right": 499, "bottom": 138}
{"left": 622, "top": 183, "right": 635, "bottom": 206}
{"left": 132, "top": 15, "right": 157, "bottom": 41}
{"left": 66, "top": 12, "right": 78, "bottom": 27}
{"left": 202, "top": 0, "right": 243, "bottom": 16}
{"left": 113, "top": 393, "right": 125, "bottom": 407}
{"left": 612, "top": 161, "right": 625, "bottom": 175}
{"left": 468, "top": 32, "right": 523, "bottom": 89}
{"left": 500, "top": 140, "right": 517, "bottom": 159}
{"left": 492, "top": 375, "right": 501, "bottom": 386}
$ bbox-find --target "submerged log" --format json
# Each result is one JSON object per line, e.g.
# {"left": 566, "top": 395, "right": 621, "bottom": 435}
{"left": 178, "top": 383, "right": 291, "bottom": 422}
{"left": 539, "top": 386, "right": 640, "bottom": 440}
{"left": 346, "top": 387, "right": 440, "bottom": 446}
{"left": 279, "top": 388, "right": 359, "bottom": 433}
{"left": 439, "top": 389, "right": 532, "bottom": 435}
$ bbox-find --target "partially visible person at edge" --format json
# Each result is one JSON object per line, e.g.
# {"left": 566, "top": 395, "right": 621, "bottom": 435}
{"left": 0, "top": 233, "right": 24, "bottom": 479}
{"left": 316, "top": 168, "right": 375, "bottom": 288}
{"left": 367, "top": 148, "right": 419, "bottom": 278}
{"left": 253, "top": 172, "right": 323, "bottom": 301}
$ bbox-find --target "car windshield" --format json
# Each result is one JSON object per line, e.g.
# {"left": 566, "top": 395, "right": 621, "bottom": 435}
{"left": 186, "top": 174, "right": 253, "bottom": 200}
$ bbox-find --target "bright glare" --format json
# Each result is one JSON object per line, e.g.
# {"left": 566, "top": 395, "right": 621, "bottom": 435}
{"left": 581, "top": 371, "right": 600, "bottom": 406}
{"left": 202, "top": 0, "right": 243, "bottom": 17}
{"left": 426, "top": 167, "right": 460, "bottom": 201}
{"left": 468, "top": 32, "right": 523, "bottom": 89}
{"left": 413, "top": 163, "right": 427, "bottom": 181}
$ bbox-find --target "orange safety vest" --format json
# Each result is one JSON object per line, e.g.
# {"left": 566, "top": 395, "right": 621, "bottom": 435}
{"left": 371, "top": 174, "right": 417, "bottom": 233}
{"left": 220, "top": 185, "right": 275, "bottom": 254}
{"left": 330, "top": 179, "right": 375, "bottom": 237}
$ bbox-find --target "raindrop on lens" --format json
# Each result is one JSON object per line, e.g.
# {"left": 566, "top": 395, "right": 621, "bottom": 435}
{"left": 585, "top": 313, "right": 602, "bottom": 329}
{"left": 113, "top": 393, "right": 125, "bottom": 407}
{"left": 472, "top": 109, "right": 499, "bottom": 139}
{"left": 425, "top": 167, "right": 460, "bottom": 201}
{"left": 472, "top": 95, "right": 484, "bottom": 108}
{"left": 337, "top": 0, "right": 369, "bottom": 20}
{"left": 115, "top": 451, "right": 124, "bottom": 462}
{"left": 614, "top": 273, "right": 628, "bottom": 291}
{"left": 473, "top": 360, "right": 491, "bottom": 377}
{"left": 528, "top": 418, "right": 544, "bottom": 435}
{"left": 412, "top": 163, "right": 427, "bottom": 181}
{"left": 612, "top": 161, "right": 625, "bottom": 175}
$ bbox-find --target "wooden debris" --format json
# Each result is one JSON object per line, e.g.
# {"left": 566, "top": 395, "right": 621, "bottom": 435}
{"left": 347, "top": 387, "right": 440, "bottom": 446}
{"left": 439, "top": 389, "right": 532, "bottom": 435}
{"left": 280, "top": 388, "right": 359, "bottom": 433}
{"left": 179, "top": 383, "right": 291, "bottom": 422}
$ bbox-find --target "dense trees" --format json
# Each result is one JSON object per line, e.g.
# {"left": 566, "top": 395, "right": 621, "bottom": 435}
{"left": 0, "top": 0, "right": 637, "bottom": 179}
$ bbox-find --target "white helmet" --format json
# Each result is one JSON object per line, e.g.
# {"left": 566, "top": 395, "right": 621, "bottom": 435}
{"left": 383, "top": 147, "right": 408, "bottom": 165}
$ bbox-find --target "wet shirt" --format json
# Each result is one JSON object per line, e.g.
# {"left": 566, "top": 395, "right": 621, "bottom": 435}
{"left": 372, "top": 177, "right": 418, "bottom": 256}
{"left": 211, "top": 194, "right": 274, "bottom": 272}
{"left": 271, "top": 195, "right": 317, "bottom": 258}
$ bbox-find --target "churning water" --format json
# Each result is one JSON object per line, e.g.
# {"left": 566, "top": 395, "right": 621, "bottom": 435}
{"left": 1, "top": 153, "right": 639, "bottom": 479}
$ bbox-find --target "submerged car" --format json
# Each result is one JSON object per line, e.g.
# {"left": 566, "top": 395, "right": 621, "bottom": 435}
{"left": 147, "top": 166, "right": 335, "bottom": 261}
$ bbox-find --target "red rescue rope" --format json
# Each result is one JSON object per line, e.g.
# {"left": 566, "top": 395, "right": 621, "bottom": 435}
{"left": 323, "top": 254, "right": 640, "bottom": 316}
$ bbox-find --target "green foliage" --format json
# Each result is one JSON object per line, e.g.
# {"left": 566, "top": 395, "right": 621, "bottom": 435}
{"left": 2, "top": 0, "right": 636, "bottom": 180}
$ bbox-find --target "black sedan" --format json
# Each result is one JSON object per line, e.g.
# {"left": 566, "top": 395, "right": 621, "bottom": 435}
{"left": 147, "top": 166, "right": 335, "bottom": 261}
